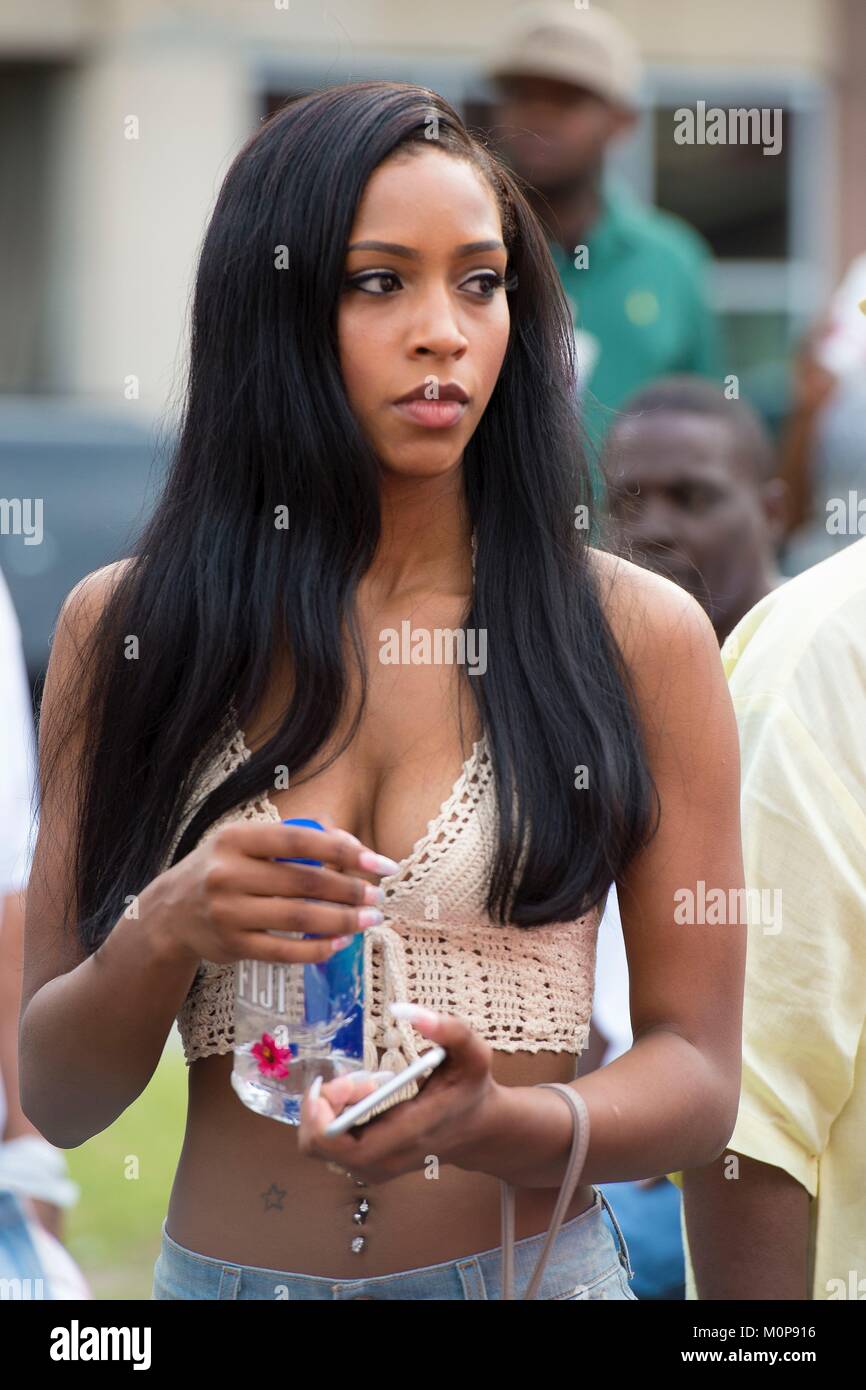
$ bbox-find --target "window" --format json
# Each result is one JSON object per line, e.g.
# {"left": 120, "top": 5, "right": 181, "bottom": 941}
{"left": 653, "top": 104, "right": 790, "bottom": 260}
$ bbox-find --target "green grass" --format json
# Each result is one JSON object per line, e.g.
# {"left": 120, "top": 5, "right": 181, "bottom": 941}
{"left": 62, "top": 1033, "right": 188, "bottom": 1300}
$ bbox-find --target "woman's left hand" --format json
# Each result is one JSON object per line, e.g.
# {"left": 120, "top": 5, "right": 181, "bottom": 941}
{"left": 296, "top": 1006, "right": 504, "bottom": 1185}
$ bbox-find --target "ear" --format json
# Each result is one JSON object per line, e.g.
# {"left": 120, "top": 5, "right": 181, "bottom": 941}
{"left": 760, "top": 477, "right": 790, "bottom": 547}
{"left": 608, "top": 105, "right": 640, "bottom": 140}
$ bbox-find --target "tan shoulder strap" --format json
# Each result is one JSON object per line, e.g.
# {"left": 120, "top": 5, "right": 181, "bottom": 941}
{"left": 499, "top": 1082, "right": 591, "bottom": 1300}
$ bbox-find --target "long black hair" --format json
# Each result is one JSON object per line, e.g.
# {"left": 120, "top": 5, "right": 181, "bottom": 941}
{"left": 42, "top": 80, "right": 658, "bottom": 953}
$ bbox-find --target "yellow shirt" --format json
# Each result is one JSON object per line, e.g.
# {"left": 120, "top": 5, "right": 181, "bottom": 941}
{"left": 667, "top": 537, "right": 866, "bottom": 1299}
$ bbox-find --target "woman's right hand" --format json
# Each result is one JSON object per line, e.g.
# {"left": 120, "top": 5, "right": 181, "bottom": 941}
{"left": 143, "top": 819, "right": 398, "bottom": 967}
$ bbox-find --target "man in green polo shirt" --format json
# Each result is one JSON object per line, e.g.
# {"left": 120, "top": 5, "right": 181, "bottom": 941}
{"left": 486, "top": 3, "right": 722, "bottom": 461}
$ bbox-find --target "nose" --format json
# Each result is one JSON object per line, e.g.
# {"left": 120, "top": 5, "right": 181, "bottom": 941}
{"left": 627, "top": 493, "right": 679, "bottom": 548}
{"left": 408, "top": 282, "right": 469, "bottom": 360}
{"left": 622, "top": 499, "right": 690, "bottom": 578}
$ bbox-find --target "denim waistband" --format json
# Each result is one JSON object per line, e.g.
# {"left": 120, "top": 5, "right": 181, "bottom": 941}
{"left": 595, "top": 1184, "right": 635, "bottom": 1278}
{"left": 153, "top": 1185, "right": 635, "bottom": 1300}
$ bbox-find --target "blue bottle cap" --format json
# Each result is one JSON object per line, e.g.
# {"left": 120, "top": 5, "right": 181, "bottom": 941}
{"left": 276, "top": 816, "right": 324, "bottom": 867}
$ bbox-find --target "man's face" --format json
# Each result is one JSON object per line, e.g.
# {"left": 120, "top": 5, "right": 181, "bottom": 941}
{"left": 492, "top": 74, "right": 631, "bottom": 190}
{"left": 605, "top": 412, "right": 772, "bottom": 637}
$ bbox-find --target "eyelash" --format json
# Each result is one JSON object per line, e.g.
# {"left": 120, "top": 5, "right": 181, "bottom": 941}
{"left": 344, "top": 270, "right": 510, "bottom": 299}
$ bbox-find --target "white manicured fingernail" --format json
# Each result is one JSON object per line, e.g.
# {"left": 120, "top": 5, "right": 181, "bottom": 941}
{"left": 359, "top": 850, "right": 401, "bottom": 876}
{"left": 388, "top": 1001, "right": 439, "bottom": 1028}
{"left": 308, "top": 1074, "right": 323, "bottom": 1102}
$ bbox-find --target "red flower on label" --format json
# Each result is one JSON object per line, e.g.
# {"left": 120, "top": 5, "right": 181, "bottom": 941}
{"left": 251, "top": 1032, "right": 291, "bottom": 1078}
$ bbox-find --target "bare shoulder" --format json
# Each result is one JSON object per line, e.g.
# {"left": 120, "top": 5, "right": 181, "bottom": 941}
{"left": 585, "top": 546, "right": 722, "bottom": 716}
{"left": 45, "top": 557, "right": 138, "bottom": 706}
{"left": 56, "top": 557, "right": 137, "bottom": 642}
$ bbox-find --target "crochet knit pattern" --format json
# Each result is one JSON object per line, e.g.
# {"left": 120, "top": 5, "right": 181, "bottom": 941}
{"left": 159, "top": 723, "right": 603, "bottom": 1121}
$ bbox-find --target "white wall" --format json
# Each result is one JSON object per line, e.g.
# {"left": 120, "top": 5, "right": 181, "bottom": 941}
{"left": 43, "top": 33, "right": 253, "bottom": 412}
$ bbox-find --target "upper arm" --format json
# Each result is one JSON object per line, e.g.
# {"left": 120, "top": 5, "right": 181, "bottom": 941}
{"left": 20, "top": 560, "right": 135, "bottom": 1018}
{"left": 682, "top": 1150, "right": 811, "bottom": 1299}
{"left": 593, "top": 550, "right": 747, "bottom": 1084}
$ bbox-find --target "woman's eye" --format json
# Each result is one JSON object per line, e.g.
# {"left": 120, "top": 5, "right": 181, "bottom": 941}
{"left": 463, "top": 271, "right": 506, "bottom": 298}
{"left": 677, "top": 485, "right": 717, "bottom": 511}
{"left": 346, "top": 271, "right": 402, "bottom": 295}
{"left": 344, "top": 269, "right": 506, "bottom": 298}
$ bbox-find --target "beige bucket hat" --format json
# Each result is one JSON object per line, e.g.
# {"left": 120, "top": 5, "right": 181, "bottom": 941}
{"left": 487, "top": 2, "right": 643, "bottom": 110}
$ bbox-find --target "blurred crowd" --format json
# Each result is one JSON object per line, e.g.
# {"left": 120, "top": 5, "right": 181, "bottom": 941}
{"left": 2, "top": 2, "right": 864, "bottom": 1300}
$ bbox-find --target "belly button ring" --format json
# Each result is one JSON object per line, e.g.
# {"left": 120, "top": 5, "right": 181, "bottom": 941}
{"left": 351, "top": 1192, "right": 370, "bottom": 1253}
{"left": 328, "top": 1165, "right": 370, "bottom": 1252}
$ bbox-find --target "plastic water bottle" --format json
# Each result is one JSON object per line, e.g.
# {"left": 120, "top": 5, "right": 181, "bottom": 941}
{"left": 230, "top": 817, "right": 365, "bottom": 1124}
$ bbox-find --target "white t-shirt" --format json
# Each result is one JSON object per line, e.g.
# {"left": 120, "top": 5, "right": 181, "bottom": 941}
{"left": 813, "top": 251, "right": 866, "bottom": 379}
{"left": 0, "top": 566, "right": 37, "bottom": 897}
{"left": 0, "top": 564, "right": 38, "bottom": 1139}
{"left": 592, "top": 885, "right": 633, "bottom": 1066}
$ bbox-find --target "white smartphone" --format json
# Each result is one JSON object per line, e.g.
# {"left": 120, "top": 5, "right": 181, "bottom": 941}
{"left": 322, "top": 1045, "right": 447, "bottom": 1137}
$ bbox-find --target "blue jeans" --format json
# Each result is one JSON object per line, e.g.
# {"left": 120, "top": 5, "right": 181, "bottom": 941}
{"left": 0, "top": 1190, "right": 52, "bottom": 1300}
{"left": 152, "top": 1186, "right": 638, "bottom": 1300}
{"left": 598, "top": 1179, "right": 685, "bottom": 1300}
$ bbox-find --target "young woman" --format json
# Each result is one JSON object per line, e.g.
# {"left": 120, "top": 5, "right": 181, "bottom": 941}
{"left": 18, "top": 81, "right": 746, "bottom": 1301}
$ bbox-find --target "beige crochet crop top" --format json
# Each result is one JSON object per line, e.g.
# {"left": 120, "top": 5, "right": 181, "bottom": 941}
{"left": 160, "top": 721, "right": 603, "bottom": 1121}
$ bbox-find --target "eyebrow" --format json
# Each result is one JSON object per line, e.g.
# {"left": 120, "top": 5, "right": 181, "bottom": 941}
{"left": 346, "top": 239, "right": 506, "bottom": 258}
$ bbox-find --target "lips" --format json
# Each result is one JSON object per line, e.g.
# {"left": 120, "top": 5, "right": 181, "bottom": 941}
{"left": 394, "top": 381, "right": 469, "bottom": 405}
{"left": 393, "top": 397, "right": 468, "bottom": 429}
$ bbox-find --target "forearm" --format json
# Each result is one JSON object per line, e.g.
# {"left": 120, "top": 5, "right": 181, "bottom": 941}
{"left": 683, "top": 1152, "right": 810, "bottom": 1299}
{"left": 456, "top": 1027, "right": 736, "bottom": 1189}
{"left": 19, "top": 884, "right": 199, "bottom": 1147}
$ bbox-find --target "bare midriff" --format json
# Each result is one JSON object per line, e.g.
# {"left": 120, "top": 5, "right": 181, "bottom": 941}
{"left": 165, "top": 1050, "right": 596, "bottom": 1278}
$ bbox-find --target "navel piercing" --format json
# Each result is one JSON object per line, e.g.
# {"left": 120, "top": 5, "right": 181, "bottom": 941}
{"left": 313, "top": 1069, "right": 397, "bottom": 1253}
